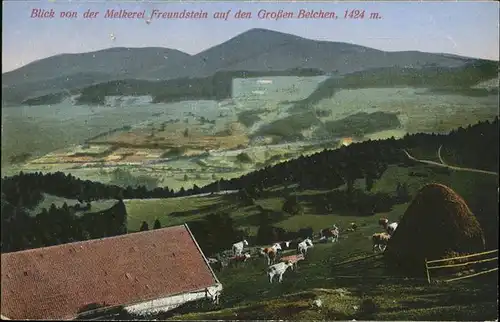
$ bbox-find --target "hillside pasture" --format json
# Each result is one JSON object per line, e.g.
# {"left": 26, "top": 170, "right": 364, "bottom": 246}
{"left": 167, "top": 232, "right": 497, "bottom": 320}
{"left": 166, "top": 171, "right": 496, "bottom": 319}
{"left": 124, "top": 156, "right": 498, "bottom": 237}
{"left": 124, "top": 194, "right": 233, "bottom": 231}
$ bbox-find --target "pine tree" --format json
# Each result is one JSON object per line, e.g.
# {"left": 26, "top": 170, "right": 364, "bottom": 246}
{"left": 365, "top": 173, "right": 375, "bottom": 192}
{"left": 153, "top": 219, "right": 161, "bottom": 229}
{"left": 139, "top": 221, "right": 149, "bottom": 231}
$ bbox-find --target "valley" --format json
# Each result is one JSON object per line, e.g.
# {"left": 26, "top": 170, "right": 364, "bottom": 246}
{"left": 2, "top": 74, "right": 498, "bottom": 191}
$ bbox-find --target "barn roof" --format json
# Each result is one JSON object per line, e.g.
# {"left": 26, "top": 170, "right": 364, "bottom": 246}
{"left": 1, "top": 224, "right": 220, "bottom": 320}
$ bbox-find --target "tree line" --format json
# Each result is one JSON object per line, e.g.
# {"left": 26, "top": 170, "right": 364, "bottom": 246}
{"left": 1, "top": 171, "right": 182, "bottom": 208}
{"left": 1, "top": 198, "right": 127, "bottom": 253}
{"left": 199, "top": 117, "right": 499, "bottom": 194}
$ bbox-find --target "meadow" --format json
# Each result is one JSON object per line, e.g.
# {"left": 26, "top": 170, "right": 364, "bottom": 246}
{"left": 124, "top": 158, "right": 497, "bottom": 232}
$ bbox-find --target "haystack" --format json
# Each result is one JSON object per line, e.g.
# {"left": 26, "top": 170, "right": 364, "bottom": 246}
{"left": 384, "top": 183, "right": 485, "bottom": 276}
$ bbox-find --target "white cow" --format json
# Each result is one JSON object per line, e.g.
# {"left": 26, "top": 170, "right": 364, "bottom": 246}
{"left": 207, "top": 257, "right": 219, "bottom": 264}
{"left": 372, "top": 232, "right": 391, "bottom": 253}
{"left": 319, "top": 226, "right": 339, "bottom": 243}
{"left": 379, "top": 218, "right": 398, "bottom": 236}
{"left": 267, "top": 261, "right": 294, "bottom": 283}
{"left": 276, "top": 240, "right": 293, "bottom": 250}
{"left": 331, "top": 227, "right": 339, "bottom": 243}
{"left": 297, "top": 238, "right": 314, "bottom": 256}
{"left": 232, "top": 239, "right": 249, "bottom": 256}
{"left": 272, "top": 242, "right": 283, "bottom": 251}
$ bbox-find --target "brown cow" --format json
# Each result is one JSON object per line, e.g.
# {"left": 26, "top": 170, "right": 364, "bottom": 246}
{"left": 228, "top": 253, "right": 251, "bottom": 267}
{"left": 260, "top": 244, "right": 282, "bottom": 265}
{"left": 280, "top": 254, "right": 305, "bottom": 271}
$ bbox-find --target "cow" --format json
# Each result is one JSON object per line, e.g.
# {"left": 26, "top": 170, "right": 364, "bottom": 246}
{"left": 379, "top": 218, "right": 398, "bottom": 236}
{"left": 228, "top": 253, "right": 252, "bottom": 267}
{"left": 207, "top": 257, "right": 229, "bottom": 272}
{"left": 207, "top": 257, "right": 218, "bottom": 264}
{"left": 280, "top": 254, "right": 305, "bottom": 271}
{"left": 232, "top": 239, "right": 249, "bottom": 256}
{"left": 267, "top": 261, "right": 294, "bottom": 283}
{"left": 372, "top": 233, "right": 391, "bottom": 253}
{"left": 279, "top": 240, "right": 293, "bottom": 250}
{"left": 346, "top": 222, "right": 358, "bottom": 232}
{"left": 297, "top": 238, "right": 314, "bottom": 256}
{"left": 319, "top": 225, "right": 339, "bottom": 243}
{"left": 260, "top": 243, "right": 282, "bottom": 265}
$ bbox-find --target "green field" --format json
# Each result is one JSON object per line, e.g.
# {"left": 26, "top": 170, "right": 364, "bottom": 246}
{"left": 124, "top": 159, "right": 496, "bottom": 234}
{"left": 124, "top": 195, "right": 234, "bottom": 230}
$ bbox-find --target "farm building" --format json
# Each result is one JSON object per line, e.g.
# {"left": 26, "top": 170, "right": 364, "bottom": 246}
{"left": 1, "top": 224, "right": 222, "bottom": 320}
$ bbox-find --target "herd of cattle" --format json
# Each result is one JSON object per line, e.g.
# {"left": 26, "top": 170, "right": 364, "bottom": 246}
{"left": 206, "top": 217, "right": 399, "bottom": 284}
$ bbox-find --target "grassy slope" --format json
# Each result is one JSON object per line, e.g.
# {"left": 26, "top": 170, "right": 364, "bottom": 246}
{"left": 123, "top": 195, "right": 233, "bottom": 230}
{"left": 125, "top": 152, "right": 496, "bottom": 233}
{"left": 123, "top": 149, "right": 498, "bottom": 320}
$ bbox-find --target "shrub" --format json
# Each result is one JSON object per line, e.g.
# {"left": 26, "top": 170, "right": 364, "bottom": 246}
{"left": 282, "top": 196, "right": 303, "bottom": 215}
{"left": 139, "top": 221, "right": 149, "bottom": 231}
{"left": 236, "top": 152, "right": 253, "bottom": 164}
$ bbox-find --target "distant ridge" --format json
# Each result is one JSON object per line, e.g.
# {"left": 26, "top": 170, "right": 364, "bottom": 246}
{"left": 2, "top": 28, "right": 493, "bottom": 105}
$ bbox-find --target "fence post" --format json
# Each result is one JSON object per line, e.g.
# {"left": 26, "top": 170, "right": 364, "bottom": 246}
{"left": 424, "top": 258, "right": 431, "bottom": 284}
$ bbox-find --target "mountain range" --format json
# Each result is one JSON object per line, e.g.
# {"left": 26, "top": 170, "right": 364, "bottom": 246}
{"left": 1, "top": 28, "right": 494, "bottom": 105}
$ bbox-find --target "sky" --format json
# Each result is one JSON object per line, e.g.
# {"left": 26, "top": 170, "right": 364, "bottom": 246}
{"left": 2, "top": 1, "right": 499, "bottom": 72}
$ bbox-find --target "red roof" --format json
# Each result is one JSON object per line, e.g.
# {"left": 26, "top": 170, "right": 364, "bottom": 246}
{"left": 1, "top": 224, "right": 219, "bottom": 320}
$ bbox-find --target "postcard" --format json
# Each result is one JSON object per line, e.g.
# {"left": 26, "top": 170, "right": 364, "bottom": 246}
{"left": 1, "top": 0, "right": 499, "bottom": 320}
